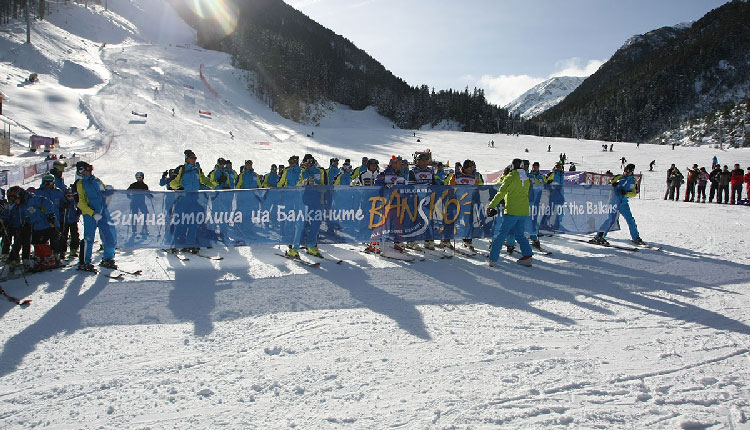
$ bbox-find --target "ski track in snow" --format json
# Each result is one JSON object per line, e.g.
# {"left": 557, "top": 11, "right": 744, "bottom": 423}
{"left": 1, "top": 1, "right": 750, "bottom": 429}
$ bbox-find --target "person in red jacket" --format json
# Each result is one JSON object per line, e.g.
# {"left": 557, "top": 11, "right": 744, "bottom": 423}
{"left": 730, "top": 163, "right": 745, "bottom": 204}
{"left": 744, "top": 167, "right": 750, "bottom": 201}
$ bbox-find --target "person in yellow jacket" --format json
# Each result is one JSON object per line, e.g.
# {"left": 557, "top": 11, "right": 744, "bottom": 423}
{"left": 169, "top": 150, "right": 217, "bottom": 253}
{"left": 486, "top": 158, "right": 533, "bottom": 267}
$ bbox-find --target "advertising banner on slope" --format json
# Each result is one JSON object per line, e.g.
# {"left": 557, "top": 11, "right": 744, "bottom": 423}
{"left": 103, "top": 184, "right": 621, "bottom": 249}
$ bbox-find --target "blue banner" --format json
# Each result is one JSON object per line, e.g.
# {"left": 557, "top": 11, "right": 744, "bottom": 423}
{"left": 102, "top": 184, "right": 621, "bottom": 249}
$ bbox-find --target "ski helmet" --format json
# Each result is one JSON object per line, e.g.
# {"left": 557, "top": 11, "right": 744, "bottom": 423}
{"left": 184, "top": 149, "right": 196, "bottom": 160}
{"left": 53, "top": 160, "right": 67, "bottom": 172}
{"left": 624, "top": 163, "right": 636, "bottom": 173}
{"left": 7, "top": 186, "right": 25, "bottom": 202}
{"left": 76, "top": 161, "right": 91, "bottom": 175}
{"left": 511, "top": 158, "right": 523, "bottom": 170}
{"left": 42, "top": 173, "right": 55, "bottom": 185}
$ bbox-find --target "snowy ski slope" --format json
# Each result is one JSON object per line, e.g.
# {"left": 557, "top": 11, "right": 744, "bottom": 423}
{"left": 1, "top": 2, "right": 750, "bottom": 429}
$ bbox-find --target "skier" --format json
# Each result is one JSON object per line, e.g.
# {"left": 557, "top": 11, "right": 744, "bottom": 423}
{"left": 261, "top": 164, "right": 279, "bottom": 188}
{"left": 542, "top": 162, "right": 566, "bottom": 231}
{"left": 730, "top": 164, "right": 745, "bottom": 204}
{"left": 34, "top": 174, "right": 65, "bottom": 262}
{"left": 327, "top": 158, "right": 340, "bottom": 184}
{"left": 333, "top": 161, "right": 353, "bottom": 186}
{"left": 3, "top": 187, "right": 34, "bottom": 271}
{"left": 590, "top": 163, "right": 644, "bottom": 245}
{"left": 169, "top": 150, "right": 217, "bottom": 253}
{"left": 620, "top": 157, "right": 627, "bottom": 168}
{"left": 237, "top": 160, "right": 261, "bottom": 188}
{"left": 286, "top": 154, "right": 326, "bottom": 259}
{"left": 76, "top": 161, "right": 118, "bottom": 271}
{"left": 355, "top": 158, "right": 379, "bottom": 186}
{"left": 210, "top": 158, "right": 233, "bottom": 190}
{"left": 435, "top": 162, "right": 447, "bottom": 184}
{"left": 486, "top": 158, "right": 533, "bottom": 267}
{"left": 351, "top": 156, "right": 370, "bottom": 181}
{"left": 225, "top": 160, "right": 238, "bottom": 188}
{"left": 445, "top": 159, "right": 484, "bottom": 185}
{"left": 278, "top": 155, "right": 301, "bottom": 187}
{"left": 49, "top": 160, "right": 68, "bottom": 192}
{"left": 405, "top": 153, "right": 440, "bottom": 251}
{"left": 548, "top": 145, "right": 551, "bottom": 152}
{"left": 649, "top": 160, "right": 656, "bottom": 172}
{"left": 526, "top": 161, "right": 546, "bottom": 250}
{"left": 60, "top": 189, "right": 81, "bottom": 260}
{"left": 127, "top": 172, "right": 150, "bottom": 237}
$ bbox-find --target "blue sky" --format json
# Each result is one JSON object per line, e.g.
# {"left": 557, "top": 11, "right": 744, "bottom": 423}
{"left": 284, "top": 0, "right": 730, "bottom": 106}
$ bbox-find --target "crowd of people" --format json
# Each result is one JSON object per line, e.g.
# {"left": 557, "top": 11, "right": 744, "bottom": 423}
{"left": 664, "top": 160, "right": 748, "bottom": 204}
{"left": 0, "top": 148, "right": 649, "bottom": 276}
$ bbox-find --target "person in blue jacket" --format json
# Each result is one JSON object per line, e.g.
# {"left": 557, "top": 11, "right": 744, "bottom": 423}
{"left": 168, "top": 150, "right": 217, "bottom": 253}
{"left": 591, "top": 163, "right": 644, "bottom": 246}
{"left": 35, "top": 174, "right": 66, "bottom": 258}
{"left": 262, "top": 164, "right": 279, "bottom": 188}
{"left": 76, "top": 161, "right": 118, "bottom": 271}
{"left": 327, "top": 158, "right": 340, "bottom": 184}
{"left": 49, "top": 160, "right": 68, "bottom": 192}
{"left": 333, "top": 162, "right": 353, "bottom": 186}
{"left": 278, "top": 155, "right": 301, "bottom": 187}
{"left": 237, "top": 160, "right": 261, "bottom": 189}
{"left": 60, "top": 188, "right": 81, "bottom": 260}
{"left": 540, "top": 161, "right": 566, "bottom": 232}
{"left": 3, "top": 187, "right": 33, "bottom": 269}
{"left": 224, "top": 160, "right": 238, "bottom": 189}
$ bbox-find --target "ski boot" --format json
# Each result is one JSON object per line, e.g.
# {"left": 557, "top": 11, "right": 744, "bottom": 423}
{"left": 77, "top": 262, "right": 97, "bottom": 272}
{"left": 405, "top": 241, "right": 421, "bottom": 251}
{"left": 99, "top": 258, "right": 118, "bottom": 269}
{"left": 462, "top": 239, "right": 475, "bottom": 252}
{"left": 631, "top": 238, "right": 645, "bottom": 246}
{"left": 393, "top": 242, "right": 405, "bottom": 252}
{"left": 531, "top": 240, "right": 542, "bottom": 250}
{"left": 516, "top": 255, "right": 533, "bottom": 267}
{"left": 306, "top": 246, "right": 322, "bottom": 258}
{"left": 366, "top": 242, "right": 381, "bottom": 254}
{"left": 505, "top": 245, "right": 515, "bottom": 255}
{"left": 439, "top": 240, "right": 452, "bottom": 249}
{"left": 286, "top": 248, "right": 301, "bottom": 259}
{"left": 424, "top": 241, "right": 436, "bottom": 251}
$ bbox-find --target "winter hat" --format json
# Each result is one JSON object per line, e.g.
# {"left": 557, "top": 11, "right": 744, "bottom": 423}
{"left": 624, "top": 163, "right": 636, "bottom": 173}
{"left": 302, "top": 154, "right": 315, "bottom": 164}
{"left": 42, "top": 173, "right": 55, "bottom": 184}
{"left": 184, "top": 149, "right": 196, "bottom": 160}
{"left": 135, "top": 171, "right": 144, "bottom": 179}
{"left": 511, "top": 158, "right": 523, "bottom": 170}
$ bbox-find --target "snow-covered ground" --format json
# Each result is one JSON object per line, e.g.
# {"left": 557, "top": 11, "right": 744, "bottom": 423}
{"left": 1, "top": 2, "right": 750, "bottom": 429}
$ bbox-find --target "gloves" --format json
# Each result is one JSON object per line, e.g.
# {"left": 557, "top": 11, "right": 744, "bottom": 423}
{"left": 486, "top": 207, "right": 498, "bottom": 217}
{"left": 93, "top": 213, "right": 102, "bottom": 222}
{"left": 162, "top": 170, "right": 169, "bottom": 178}
{"left": 620, "top": 189, "right": 628, "bottom": 195}
{"left": 47, "top": 213, "right": 56, "bottom": 225}
{"left": 105, "top": 185, "right": 114, "bottom": 191}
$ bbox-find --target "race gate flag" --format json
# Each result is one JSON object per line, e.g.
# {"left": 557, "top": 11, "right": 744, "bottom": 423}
{"left": 103, "top": 184, "right": 622, "bottom": 249}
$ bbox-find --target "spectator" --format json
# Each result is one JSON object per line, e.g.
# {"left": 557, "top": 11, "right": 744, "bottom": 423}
{"left": 664, "top": 164, "right": 676, "bottom": 200}
{"left": 697, "top": 167, "right": 709, "bottom": 203}
{"left": 730, "top": 163, "right": 745, "bottom": 204}
{"left": 708, "top": 164, "right": 721, "bottom": 203}
{"left": 684, "top": 164, "right": 699, "bottom": 202}
{"left": 717, "top": 165, "right": 731, "bottom": 204}
{"left": 668, "top": 167, "right": 684, "bottom": 201}
{"left": 745, "top": 167, "right": 750, "bottom": 201}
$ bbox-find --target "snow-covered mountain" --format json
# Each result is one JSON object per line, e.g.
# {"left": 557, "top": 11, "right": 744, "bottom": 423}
{"left": 1, "top": 3, "right": 750, "bottom": 430}
{"left": 504, "top": 76, "right": 585, "bottom": 119}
